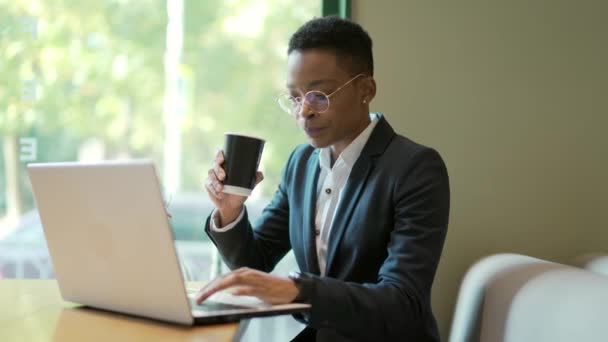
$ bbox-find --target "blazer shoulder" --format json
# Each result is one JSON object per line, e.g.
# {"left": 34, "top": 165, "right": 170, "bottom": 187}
{"left": 288, "top": 143, "right": 317, "bottom": 167}
{"left": 279, "top": 143, "right": 317, "bottom": 185}
{"left": 385, "top": 134, "right": 445, "bottom": 166}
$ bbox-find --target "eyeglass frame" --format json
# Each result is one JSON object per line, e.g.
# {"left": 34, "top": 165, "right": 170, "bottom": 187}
{"left": 277, "top": 73, "right": 368, "bottom": 116}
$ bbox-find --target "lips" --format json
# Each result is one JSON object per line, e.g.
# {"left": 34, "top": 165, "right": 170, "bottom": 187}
{"left": 304, "top": 127, "right": 326, "bottom": 138}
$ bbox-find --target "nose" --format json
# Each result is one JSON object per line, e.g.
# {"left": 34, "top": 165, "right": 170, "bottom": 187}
{"left": 296, "top": 101, "right": 315, "bottom": 119}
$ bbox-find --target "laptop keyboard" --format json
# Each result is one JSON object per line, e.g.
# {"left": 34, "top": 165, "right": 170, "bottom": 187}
{"left": 190, "top": 298, "right": 249, "bottom": 311}
{"left": 187, "top": 289, "right": 270, "bottom": 309}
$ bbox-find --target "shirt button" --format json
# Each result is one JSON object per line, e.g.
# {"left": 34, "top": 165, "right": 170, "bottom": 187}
{"left": 314, "top": 229, "right": 320, "bottom": 236}
{"left": 325, "top": 188, "right": 331, "bottom": 195}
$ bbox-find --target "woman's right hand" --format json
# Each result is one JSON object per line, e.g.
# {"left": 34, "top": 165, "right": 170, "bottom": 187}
{"left": 204, "top": 150, "right": 263, "bottom": 226}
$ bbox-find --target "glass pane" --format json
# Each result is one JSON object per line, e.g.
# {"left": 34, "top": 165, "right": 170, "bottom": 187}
{"left": 0, "top": 0, "right": 319, "bottom": 280}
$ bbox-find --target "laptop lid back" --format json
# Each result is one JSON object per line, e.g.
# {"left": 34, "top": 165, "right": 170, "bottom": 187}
{"left": 27, "top": 161, "right": 193, "bottom": 325}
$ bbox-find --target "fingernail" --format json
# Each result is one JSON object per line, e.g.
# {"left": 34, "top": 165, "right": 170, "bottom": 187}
{"left": 196, "top": 293, "right": 207, "bottom": 303}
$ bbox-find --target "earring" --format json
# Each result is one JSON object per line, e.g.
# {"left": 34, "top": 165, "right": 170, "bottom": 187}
{"left": 362, "top": 99, "right": 367, "bottom": 104}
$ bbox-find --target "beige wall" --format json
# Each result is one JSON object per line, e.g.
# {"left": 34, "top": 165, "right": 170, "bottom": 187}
{"left": 352, "top": 0, "right": 608, "bottom": 339}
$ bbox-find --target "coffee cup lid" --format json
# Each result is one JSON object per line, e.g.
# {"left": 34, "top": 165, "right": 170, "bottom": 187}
{"left": 224, "top": 132, "right": 265, "bottom": 142}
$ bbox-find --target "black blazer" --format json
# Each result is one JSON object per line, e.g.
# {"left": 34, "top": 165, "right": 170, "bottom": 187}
{"left": 206, "top": 114, "right": 450, "bottom": 341}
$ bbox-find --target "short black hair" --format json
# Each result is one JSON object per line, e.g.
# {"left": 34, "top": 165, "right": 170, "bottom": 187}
{"left": 288, "top": 16, "right": 374, "bottom": 76}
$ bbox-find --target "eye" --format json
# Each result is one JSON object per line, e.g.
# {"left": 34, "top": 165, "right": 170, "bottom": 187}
{"left": 306, "top": 92, "right": 327, "bottom": 105}
{"left": 312, "top": 93, "right": 326, "bottom": 101}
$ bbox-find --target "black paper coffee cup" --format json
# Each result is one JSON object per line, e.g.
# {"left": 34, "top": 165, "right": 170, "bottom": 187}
{"left": 222, "top": 133, "right": 265, "bottom": 197}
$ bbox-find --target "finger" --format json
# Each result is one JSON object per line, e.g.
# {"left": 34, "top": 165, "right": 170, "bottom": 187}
{"left": 196, "top": 267, "right": 258, "bottom": 304}
{"left": 207, "top": 169, "right": 224, "bottom": 194}
{"left": 215, "top": 150, "right": 225, "bottom": 165}
{"left": 207, "top": 184, "right": 223, "bottom": 200}
{"left": 208, "top": 168, "right": 219, "bottom": 183}
{"left": 196, "top": 279, "right": 234, "bottom": 304}
{"left": 213, "top": 167, "right": 226, "bottom": 183}
{"left": 211, "top": 149, "right": 224, "bottom": 179}
{"left": 205, "top": 178, "right": 223, "bottom": 200}
{"left": 254, "top": 171, "right": 264, "bottom": 186}
{"left": 212, "top": 162, "right": 226, "bottom": 181}
{"left": 213, "top": 150, "right": 224, "bottom": 166}
{"left": 231, "top": 285, "right": 257, "bottom": 297}
{"left": 195, "top": 276, "right": 224, "bottom": 304}
{"left": 196, "top": 269, "right": 253, "bottom": 304}
{"left": 211, "top": 156, "right": 225, "bottom": 181}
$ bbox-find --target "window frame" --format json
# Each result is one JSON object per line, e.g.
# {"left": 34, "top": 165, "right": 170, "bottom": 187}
{"left": 322, "top": 0, "right": 351, "bottom": 18}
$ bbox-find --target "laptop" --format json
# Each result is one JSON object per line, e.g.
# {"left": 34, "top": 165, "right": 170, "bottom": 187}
{"left": 27, "top": 160, "right": 310, "bottom": 325}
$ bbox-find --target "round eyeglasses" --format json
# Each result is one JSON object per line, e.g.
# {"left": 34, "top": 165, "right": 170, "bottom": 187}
{"left": 277, "top": 73, "right": 366, "bottom": 116}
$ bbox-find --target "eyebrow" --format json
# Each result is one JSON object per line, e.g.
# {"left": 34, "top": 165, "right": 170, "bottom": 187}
{"left": 287, "top": 79, "right": 336, "bottom": 91}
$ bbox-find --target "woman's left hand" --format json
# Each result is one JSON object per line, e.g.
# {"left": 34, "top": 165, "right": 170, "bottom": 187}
{"left": 195, "top": 267, "right": 299, "bottom": 305}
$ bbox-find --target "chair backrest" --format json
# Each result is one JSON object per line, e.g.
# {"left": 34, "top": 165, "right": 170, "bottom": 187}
{"left": 574, "top": 253, "right": 608, "bottom": 276}
{"left": 449, "top": 253, "right": 608, "bottom": 342}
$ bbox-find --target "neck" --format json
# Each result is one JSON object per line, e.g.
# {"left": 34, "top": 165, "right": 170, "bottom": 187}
{"left": 329, "top": 112, "right": 371, "bottom": 161}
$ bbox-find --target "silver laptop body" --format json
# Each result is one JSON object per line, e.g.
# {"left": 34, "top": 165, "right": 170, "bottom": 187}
{"left": 27, "top": 160, "right": 310, "bottom": 325}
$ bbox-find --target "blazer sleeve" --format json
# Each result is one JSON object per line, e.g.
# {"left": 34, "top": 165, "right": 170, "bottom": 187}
{"left": 301, "top": 147, "right": 450, "bottom": 342}
{"left": 204, "top": 150, "right": 296, "bottom": 273}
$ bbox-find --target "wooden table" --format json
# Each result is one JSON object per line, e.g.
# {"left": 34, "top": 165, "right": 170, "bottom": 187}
{"left": 0, "top": 280, "right": 241, "bottom": 342}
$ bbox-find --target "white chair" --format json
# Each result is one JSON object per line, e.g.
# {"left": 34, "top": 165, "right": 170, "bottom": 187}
{"left": 449, "top": 253, "right": 608, "bottom": 342}
{"left": 574, "top": 252, "right": 608, "bottom": 277}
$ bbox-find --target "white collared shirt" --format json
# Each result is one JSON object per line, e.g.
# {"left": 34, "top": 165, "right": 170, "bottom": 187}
{"left": 314, "top": 114, "right": 378, "bottom": 274}
{"left": 210, "top": 113, "right": 379, "bottom": 275}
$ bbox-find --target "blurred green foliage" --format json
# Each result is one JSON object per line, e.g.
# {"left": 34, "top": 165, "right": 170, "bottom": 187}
{"left": 0, "top": 0, "right": 319, "bottom": 217}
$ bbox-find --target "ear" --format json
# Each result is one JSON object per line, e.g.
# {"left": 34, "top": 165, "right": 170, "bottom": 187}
{"left": 361, "top": 76, "right": 377, "bottom": 104}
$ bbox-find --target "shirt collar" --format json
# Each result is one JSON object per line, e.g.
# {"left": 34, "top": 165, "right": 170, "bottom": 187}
{"left": 319, "top": 113, "right": 379, "bottom": 171}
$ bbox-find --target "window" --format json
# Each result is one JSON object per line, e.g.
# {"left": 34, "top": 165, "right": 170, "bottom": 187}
{"left": 0, "top": 0, "right": 326, "bottom": 280}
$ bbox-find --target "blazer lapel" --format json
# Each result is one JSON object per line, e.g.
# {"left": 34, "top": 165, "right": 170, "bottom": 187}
{"left": 324, "top": 113, "right": 395, "bottom": 276}
{"left": 323, "top": 156, "right": 373, "bottom": 276}
{"left": 302, "top": 149, "right": 321, "bottom": 275}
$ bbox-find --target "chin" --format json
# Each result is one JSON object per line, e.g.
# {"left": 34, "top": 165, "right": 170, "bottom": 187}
{"left": 307, "top": 137, "right": 331, "bottom": 149}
